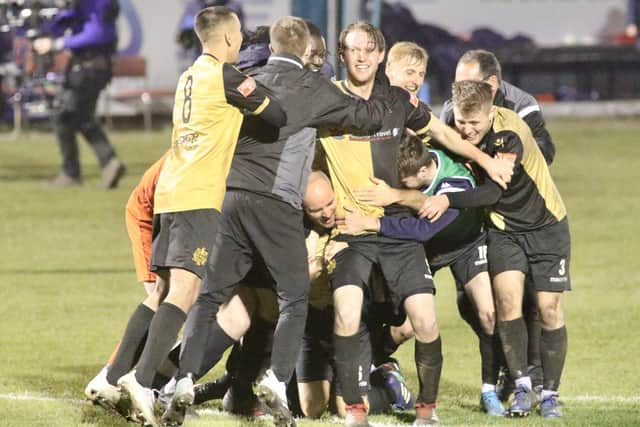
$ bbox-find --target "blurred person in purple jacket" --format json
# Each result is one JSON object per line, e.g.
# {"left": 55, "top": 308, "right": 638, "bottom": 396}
{"left": 33, "top": 0, "right": 125, "bottom": 189}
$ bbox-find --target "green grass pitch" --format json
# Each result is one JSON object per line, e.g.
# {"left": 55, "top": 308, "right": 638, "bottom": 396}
{"left": 1, "top": 118, "right": 639, "bottom": 426}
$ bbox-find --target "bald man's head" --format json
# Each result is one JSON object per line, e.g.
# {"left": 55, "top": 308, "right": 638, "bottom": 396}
{"left": 304, "top": 171, "right": 336, "bottom": 229}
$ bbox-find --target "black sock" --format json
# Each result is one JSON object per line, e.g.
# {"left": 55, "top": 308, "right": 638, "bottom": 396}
{"left": 152, "top": 343, "right": 180, "bottom": 387}
{"left": 368, "top": 385, "right": 393, "bottom": 414}
{"left": 151, "top": 373, "right": 171, "bottom": 390}
{"left": 370, "top": 324, "right": 398, "bottom": 366}
{"left": 540, "top": 326, "right": 567, "bottom": 391}
{"left": 415, "top": 336, "right": 443, "bottom": 405}
{"left": 167, "top": 343, "right": 181, "bottom": 366}
{"left": 382, "top": 325, "right": 400, "bottom": 360}
{"left": 107, "top": 304, "right": 154, "bottom": 385}
{"left": 333, "top": 333, "right": 364, "bottom": 405}
{"left": 191, "top": 320, "right": 235, "bottom": 379}
{"left": 478, "top": 331, "right": 501, "bottom": 385}
{"left": 176, "top": 295, "right": 220, "bottom": 380}
{"left": 236, "top": 319, "right": 274, "bottom": 384}
{"left": 497, "top": 318, "right": 529, "bottom": 380}
{"left": 225, "top": 342, "right": 242, "bottom": 373}
{"left": 135, "top": 302, "right": 186, "bottom": 387}
{"left": 457, "top": 293, "right": 501, "bottom": 386}
{"left": 524, "top": 301, "right": 543, "bottom": 388}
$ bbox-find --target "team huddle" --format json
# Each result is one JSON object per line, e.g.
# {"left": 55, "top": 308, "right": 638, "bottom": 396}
{"left": 83, "top": 6, "right": 571, "bottom": 427}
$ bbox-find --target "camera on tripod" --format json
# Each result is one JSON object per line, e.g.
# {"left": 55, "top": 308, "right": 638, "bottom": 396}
{"left": 0, "top": 0, "right": 72, "bottom": 39}
{"left": 0, "top": 0, "right": 73, "bottom": 127}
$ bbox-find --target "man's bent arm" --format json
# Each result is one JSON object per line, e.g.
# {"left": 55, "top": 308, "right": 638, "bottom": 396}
{"left": 446, "top": 180, "right": 502, "bottom": 209}
{"left": 379, "top": 209, "right": 460, "bottom": 241}
{"left": 426, "top": 117, "right": 513, "bottom": 188}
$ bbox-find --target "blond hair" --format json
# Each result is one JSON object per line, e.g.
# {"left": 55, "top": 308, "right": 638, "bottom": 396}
{"left": 387, "top": 41, "right": 428, "bottom": 68}
{"left": 269, "top": 16, "right": 310, "bottom": 59}
{"left": 452, "top": 80, "right": 493, "bottom": 114}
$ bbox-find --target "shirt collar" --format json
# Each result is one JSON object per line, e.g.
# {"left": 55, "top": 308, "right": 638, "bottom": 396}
{"left": 267, "top": 53, "right": 304, "bottom": 69}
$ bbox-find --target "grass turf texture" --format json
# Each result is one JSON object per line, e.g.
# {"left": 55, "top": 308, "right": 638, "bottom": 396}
{"left": 1, "top": 119, "right": 639, "bottom": 426}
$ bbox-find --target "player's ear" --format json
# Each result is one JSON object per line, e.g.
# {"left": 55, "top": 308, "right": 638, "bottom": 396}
{"left": 224, "top": 31, "right": 232, "bottom": 47}
{"left": 488, "top": 105, "right": 496, "bottom": 121}
{"left": 378, "top": 50, "right": 386, "bottom": 64}
{"left": 268, "top": 43, "right": 274, "bottom": 53}
{"left": 487, "top": 75, "right": 499, "bottom": 94}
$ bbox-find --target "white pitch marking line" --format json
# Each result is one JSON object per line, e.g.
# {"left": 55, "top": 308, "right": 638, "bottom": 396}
{"left": 2, "top": 392, "right": 639, "bottom": 404}
{"left": 0, "top": 393, "right": 85, "bottom": 404}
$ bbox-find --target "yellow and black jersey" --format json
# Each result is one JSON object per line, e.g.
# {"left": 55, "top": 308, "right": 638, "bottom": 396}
{"left": 480, "top": 107, "right": 565, "bottom": 231}
{"left": 319, "top": 80, "right": 432, "bottom": 230}
{"left": 154, "top": 54, "right": 279, "bottom": 214}
{"left": 306, "top": 228, "right": 336, "bottom": 310}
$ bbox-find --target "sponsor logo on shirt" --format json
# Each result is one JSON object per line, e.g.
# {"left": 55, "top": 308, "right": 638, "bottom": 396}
{"left": 237, "top": 77, "right": 257, "bottom": 97}
{"left": 348, "top": 127, "right": 400, "bottom": 142}
{"left": 176, "top": 132, "right": 199, "bottom": 150}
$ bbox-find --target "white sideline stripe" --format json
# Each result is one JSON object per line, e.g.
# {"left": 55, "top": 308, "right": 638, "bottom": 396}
{"left": 1, "top": 392, "right": 638, "bottom": 408}
{"left": 0, "top": 393, "right": 85, "bottom": 404}
{"left": 568, "top": 395, "right": 640, "bottom": 403}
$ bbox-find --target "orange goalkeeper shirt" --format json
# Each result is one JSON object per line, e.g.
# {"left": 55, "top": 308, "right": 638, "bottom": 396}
{"left": 125, "top": 153, "right": 167, "bottom": 283}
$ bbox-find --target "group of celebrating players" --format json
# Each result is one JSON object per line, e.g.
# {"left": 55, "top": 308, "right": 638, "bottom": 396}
{"left": 83, "top": 5, "right": 571, "bottom": 427}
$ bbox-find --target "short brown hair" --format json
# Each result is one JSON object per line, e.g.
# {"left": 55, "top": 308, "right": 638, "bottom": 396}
{"left": 194, "top": 6, "right": 237, "bottom": 44}
{"left": 398, "top": 133, "right": 433, "bottom": 178}
{"left": 458, "top": 49, "right": 502, "bottom": 82}
{"left": 387, "top": 41, "right": 428, "bottom": 68}
{"left": 451, "top": 80, "right": 493, "bottom": 115}
{"left": 338, "top": 21, "right": 385, "bottom": 56}
{"left": 269, "top": 16, "right": 310, "bottom": 59}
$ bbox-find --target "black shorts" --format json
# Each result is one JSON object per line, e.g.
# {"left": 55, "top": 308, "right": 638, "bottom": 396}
{"left": 296, "top": 305, "right": 371, "bottom": 395}
{"left": 201, "top": 190, "right": 309, "bottom": 307}
{"left": 487, "top": 219, "right": 571, "bottom": 292}
{"left": 430, "top": 234, "right": 488, "bottom": 291}
{"left": 295, "top": 305, "right": 333, "bottom": 384}
{"left": 330, "top": 239, "right": 434, "bottom": 311}
{"left": 150, "top": 208, "right": 221, "bottom": 279}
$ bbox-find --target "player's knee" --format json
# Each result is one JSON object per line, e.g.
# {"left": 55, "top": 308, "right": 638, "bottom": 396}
{"left": 391, "top": 321, "right": 414, "bottom": 344}
{"left": 334, "top": 306, "right": 361, "bottom": 335}
{"left": 538, "top": 299, "right": 564, "bottom": 329}
{"left": 218, "top": 307, "right": 251, "bottom": 338}
{"left": 300, "top": 397, "right": 326, "bottom": 418}
{"left": 495, "top": 294, "right": 521, "bottom": 320}
{"left": 477, "top": 309, "right": 496, "bottom": 335}
{"left": 410, "top": 314, "right": 439, "bottom": 343}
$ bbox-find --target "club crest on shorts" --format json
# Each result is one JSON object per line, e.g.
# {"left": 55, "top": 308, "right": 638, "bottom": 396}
{"left": 326, "top": 257, "right": 336, "bottom": 274}
{"left": 192, "top": 247, "right": 209, "bottom": 266}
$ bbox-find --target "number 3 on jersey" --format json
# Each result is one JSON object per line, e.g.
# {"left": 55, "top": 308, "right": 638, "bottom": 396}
{"left": 182, "top": 75, "right": 193, "bottom": 123}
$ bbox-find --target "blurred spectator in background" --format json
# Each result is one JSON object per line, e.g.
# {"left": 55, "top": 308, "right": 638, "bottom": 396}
{"left": 598, "top": 6, "right": 627, "bottom": 45}
{"left": 441, "top": 49, "right": 556, "bottom": 165}
{"left": 0, "top": 4, "right": 18, "bottom": 126}
{"left": 33, "top": 0, "right": 125, "bottom": 189}
{"left": 177, "top": 0, "right": 244, "bottom": 60}
{"left": 236, "top": 25, "right": 270, "bottom": 72}
{"left": 0, "top": 24, "right": 12, "bottom": 124}
{"left": 626, "top": 0, "right": 640, "bottom": 46}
